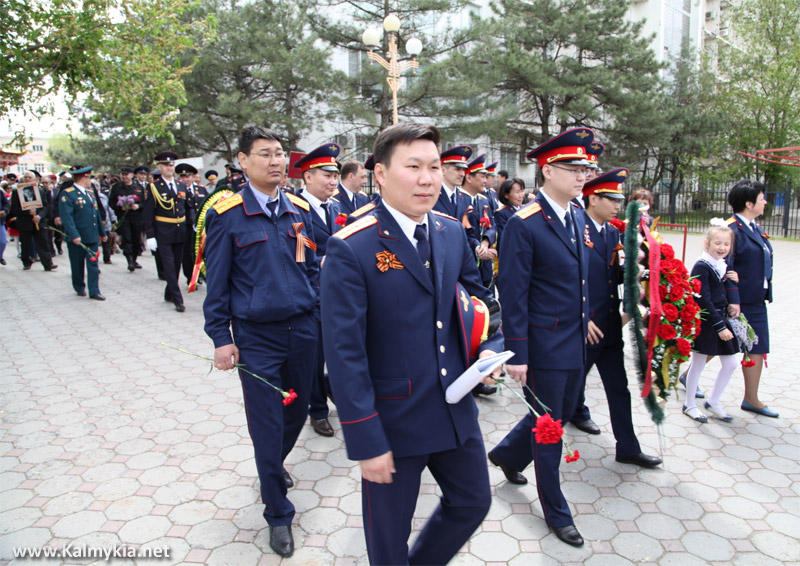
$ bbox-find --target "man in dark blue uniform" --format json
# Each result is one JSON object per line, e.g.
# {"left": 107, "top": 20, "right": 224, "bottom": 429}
{"left": 203, "top": 126, "right": 319, "bottom": 558}
{"left": 143, "top": 151, "right": 191, "bottom": 312}
{"left": 336, "top": 160, "right": 370, "bottom": 214}
{"left": 434, "top": 144, "right": 472, "bottom": 221}
{"left": 574, "top": 169, "right": 662, "bottom": 467}
{"left": 175, "top": 163, "right": 208, "bottom": 285}
{"left": 296, "top": 143, "right": 343, "bottom": 438}
{"left": 58, "top": 165, "right": 107, "bottom": 299}
{"left": 321, "top": 123, "right": 502, "bottom": 565}
{"left": 460, "top": 154, "right": 497, "bottom": 291}
{"left": 488, "top": 128, "right": 594, "bottom": 547}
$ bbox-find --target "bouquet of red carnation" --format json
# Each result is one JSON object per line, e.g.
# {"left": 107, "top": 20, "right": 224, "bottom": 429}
{"left": 623, "top": 203, "right": 702, "bottom": 423}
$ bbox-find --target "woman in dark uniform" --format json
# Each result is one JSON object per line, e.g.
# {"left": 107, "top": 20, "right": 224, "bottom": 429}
{"left": 725, "top": 180, "right": 777, "bottom": 418}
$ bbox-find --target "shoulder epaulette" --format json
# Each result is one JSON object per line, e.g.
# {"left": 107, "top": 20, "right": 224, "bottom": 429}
{"left": 351, "top": 202, "right": 376, "bottom": 218}
{"left": 432, "top": 210, "right": 458, "bottom": 222}
{"left": 213, "top": 193, "right": 243, "bottom": 214}
{"left": 496, "top": 204, "right": 507, "bottom": 211}
{"left": 286, "top": 193, "right": 310, "bottom": 212}
{"left": 335, "top": 215, "right": 377, "bottom": 239}
{"left": 726, "top": 216, "right": 736, "bottom": 225}
{"left": 65, "top": 187, "right": 75, "bottom": 193}
{"left": 570, "top": 201, "right": 581, "bottom": 208}
{"left": 330, "top": 196, "right": 340, "bottom": 203}
{"left": 515, "top": 202, "right": 542, "bottom": 219}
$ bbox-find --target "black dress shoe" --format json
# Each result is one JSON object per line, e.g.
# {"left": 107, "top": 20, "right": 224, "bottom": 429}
{"left": 616, "top": 452, "right": 662, "bottom": 468}
{"left": 0, "top": 258, "right": 6, "bottom": 265}
{"left": 282, "top": 467, "right": 293, "bottom": 489}
{"left": 311, "top": 417, "right": 334, "bottom": 437}
{"left": 268, "top": 525, "right": 294, "bottom": 558}
{"left": 23, "top": 265, "right": 31, "bottom": 270}
{"left": 76, "top": 290, "right": 87, "bottom": 296}
{"left": 134, "top": 262, "right": 142, "bottom": 268}
{"left": 128, "top": 264, "right": 136, "bottom": 272}
{"left": 90, "top": 294, "right": 106, "bottom": 301}
{"left": 44, "top": 264, "right": 58, "bottom": 271}
{"left": 488, "top": 452, "right": 527, "bottom": 485}
{"left": 174, "top": 303, "right": 185, "bottom": 312}
{"left": 572, "top": 418, "right": 601, "bottom": 435}
{"left": 552, "top": 525, "right": 584, "bottom": 547}
{"left": 472, "top": 383, "right": 498, "bottom": 396}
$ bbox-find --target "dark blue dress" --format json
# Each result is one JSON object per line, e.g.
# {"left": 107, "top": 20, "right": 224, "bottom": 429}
{"left": 691, "top": 260, "right": 739, "bottom": 356}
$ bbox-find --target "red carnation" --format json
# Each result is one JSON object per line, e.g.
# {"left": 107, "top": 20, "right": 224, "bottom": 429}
{"left": 335, "top": 213, "right": 347, "bottom": 226}
{"left": 282, "top": 389, "right": 298, "bottom": 406}
{"left": 676, "top": 337, "right": 692, "bottom": 357}
{"left": 680, "top": 303, "right": 698, "bottom": 321}
{"left": 694, "top": 319, "right": 702, "bottom": 333}
{"left": 669, "top": 285, "right": 684, "bottom": 302}
{"left": 659, "top": 285, "right": 668, "bottom": 300}
{"left": 690, "top": 278, "right": 701, "bottom": 294}
{"left": 662, "top": 303, "right": 679, "bottom": 322}
{"left": 532, "top": 414, "right": 564, "bottom": 444}
{"left": 609, "top": 218, "right": 626, "bottom": 232}
{"left": 480, "top": 217, "right": 491, "bottom": 228}
{"left": 666, "top": 271, "right": 683, "bottom": 286}
{"left": 657, "top": 323, "right": 677, "bottom": 340}
{"left": 565, "top": 449, "right": 581, "bottom": 463}
{"left": 661, "top": 243, "right": 675, "bottom": 259}
{"left": 90, "top": 249, "right": 101, "bottom": 263}
{"left": 681, "top": 322, "right": 694, "bottom": 336}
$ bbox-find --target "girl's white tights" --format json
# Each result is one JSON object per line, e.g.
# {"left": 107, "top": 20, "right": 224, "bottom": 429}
{"left": 684, "top": 351, "right": 738, "bottom": 409}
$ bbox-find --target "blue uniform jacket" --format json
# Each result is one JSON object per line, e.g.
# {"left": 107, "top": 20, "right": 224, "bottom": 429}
{"left": 58, "top": 185, "right": 106, "bottom": 244}
{"left": 584, "top": 220, "right": 623, "bottom": 349}
{"left": 725, "top": 216, "right": 773, "bottom": 304}
{"left": 296, "top": 190, "right": 342, "bottom": 258}
{"left": 321, "top": 203, "right": 503, "bottom": 461}
{"left": 336, "top": 184, "right": 370, "bottom": 215}
{"left": 493, "top": 205, "right": 515, "bottom": 249}
{"left": 203, "top": 185, "right": 320, "bottom": 348}
{"left": 498, "top": 194, "right": 590, "bottom": 368}
{"left": 462, "top": 189, "right": 497, "bottom": 249}
{"left": 432, "top": 186, "right": 480, "bottom": 246}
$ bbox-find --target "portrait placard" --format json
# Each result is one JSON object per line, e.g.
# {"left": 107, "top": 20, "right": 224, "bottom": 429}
{"left": 16, "top": 182, "right": 42, "bottom": 211}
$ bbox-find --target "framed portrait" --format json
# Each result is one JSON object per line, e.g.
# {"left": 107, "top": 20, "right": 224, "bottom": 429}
{"left": 16, "top": 182, "right": 42, "bottom": 211}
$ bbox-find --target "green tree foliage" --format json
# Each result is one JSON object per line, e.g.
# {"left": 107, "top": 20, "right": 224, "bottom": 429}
{"left": 641, "top": 45, "right": 724, "bottom": 220}
{"left": 177, "top": 0, "right": 342, "bottom": 159}
{"left": 309, "top": 0, "right": 480, "bottom": 133}
{"left": 2, "top": 0, "right": 214, "bottom": 139}
{"left": 463, "top": 0, "right": 664, "bottom": 159}
{"left": 714, "top": 0, "right": 800, "bottom": 185}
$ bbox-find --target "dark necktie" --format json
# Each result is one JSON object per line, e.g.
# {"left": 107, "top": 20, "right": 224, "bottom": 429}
{"left": 266, "top": 200, "right": 278, "bottom": 217}
{"left": 451, "top": 191, "right": 457, "bottom": 211}
{"left": 751, "top": 222, "right": 772, "bottom": 280}
{"left": 321, "top": 202, "right": 331, "bottom": 231}
{"left": 414, "top": 223, "right": 433, "bottom": 279}
{"left": 566, "top": 211, "right": 577, "bottom": 249}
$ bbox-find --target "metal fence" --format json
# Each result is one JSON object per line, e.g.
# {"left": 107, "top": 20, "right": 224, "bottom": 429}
{"left": 644, "top": 181, "right": 800, "bottom": 239}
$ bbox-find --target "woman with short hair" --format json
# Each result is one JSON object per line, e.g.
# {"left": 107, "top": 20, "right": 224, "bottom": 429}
{"left": 725, "top": 180, "right": 777, "bottom": 418}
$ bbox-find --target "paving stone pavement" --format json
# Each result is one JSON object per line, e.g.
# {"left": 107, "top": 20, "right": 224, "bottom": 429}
{"left": 0, "top": 233, "right": 799, "bottom": 565}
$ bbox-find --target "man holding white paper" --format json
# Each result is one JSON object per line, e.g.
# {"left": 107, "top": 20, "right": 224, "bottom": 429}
{"left": 321, "top": 123, "right": 502, "bottom": 565}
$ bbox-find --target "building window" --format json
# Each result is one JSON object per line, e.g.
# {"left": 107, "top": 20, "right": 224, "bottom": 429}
{"left": 500, "top": 148, "right": 517, "bottom": 177}
{"left": 32, "top": 144, "right": 43, "bottom": 152}
{"left": 34, "top": 163, "right": 45, "bottom": 172}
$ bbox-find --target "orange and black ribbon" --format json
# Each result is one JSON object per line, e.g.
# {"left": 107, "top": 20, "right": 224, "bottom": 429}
{"left": 291, "top": 222, "right": 317, "bottom": 262}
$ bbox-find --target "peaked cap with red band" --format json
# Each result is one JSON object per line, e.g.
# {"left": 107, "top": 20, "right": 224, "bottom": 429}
{"left": 586, "top": 141, "right": 604, "bottom": 168}
{"left": 486, "top": 162, "right": 498, "bottom": 175}
{"left": 526, "top": 127, "right": 595, "bottom": 168}
{"left": 295, "top": 143, "right": 341, "bottom": 173}
{"left": 582, "top": 167, "right": 628, "bottom": 200}
{"left": 440, "top": 145, "right": 473, "bottom": 168}
{"left": 466, "top": 153, "right": 487, "bottom": 175}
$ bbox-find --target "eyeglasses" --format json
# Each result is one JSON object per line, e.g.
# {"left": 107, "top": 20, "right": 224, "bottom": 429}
{"left": 549, "top": 163, "right": 592, "bottom": 177}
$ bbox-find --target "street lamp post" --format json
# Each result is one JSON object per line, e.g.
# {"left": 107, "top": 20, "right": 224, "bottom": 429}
{"left": 362, "top": 14, "right": 422, "bottom": 125}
